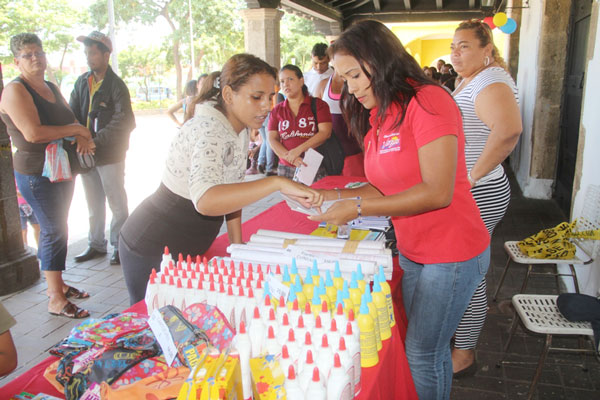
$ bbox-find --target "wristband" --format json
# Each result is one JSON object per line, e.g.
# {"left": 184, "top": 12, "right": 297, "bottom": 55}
{"left": 356, "top": 196, "right": 362, "bottom": 223}
{"left": 334, "top": 188, "right": 342, "bottom": 200}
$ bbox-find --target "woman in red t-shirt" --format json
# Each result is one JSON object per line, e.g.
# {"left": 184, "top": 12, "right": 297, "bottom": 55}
{"left": 267, "top": 64, "right": 332, "bottom": 180}
{"left": 309, "top": 20, "right": 490, "bottom": 400}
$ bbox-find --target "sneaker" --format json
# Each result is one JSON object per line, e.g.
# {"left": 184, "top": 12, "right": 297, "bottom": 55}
{"left": 257, "top": 164, "right": 265, "bottom": 174}
{"left": 245, "top": 166, "right": 259, "bottom": 175}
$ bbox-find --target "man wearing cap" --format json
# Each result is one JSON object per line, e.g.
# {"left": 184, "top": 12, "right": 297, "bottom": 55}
{"left": 70, "top": 31, "right": 135, "bottom": 265}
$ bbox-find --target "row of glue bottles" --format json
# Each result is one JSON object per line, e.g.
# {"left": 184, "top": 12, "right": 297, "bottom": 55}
{"left": 145, "top": 249, "right": 395, "bottom": 398}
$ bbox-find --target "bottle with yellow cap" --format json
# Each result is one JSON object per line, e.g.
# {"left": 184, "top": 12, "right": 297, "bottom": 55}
{"left": 325, "top": 270, "right": 338, "bottom": 305}
{"left": 310, "top": 291, "right": 322, "bottom": 317}
{"left": 303, "top": 269, "right": 315, "bottom": 301}
{"left": 316, "top": 279, "right": 330, "bottom": 309}
{"left": 348, "top": 272, "right": 362, "bottom": 316}
{"left": 372, "top": 275, "right": 391, "bottom": 340}
{"left": 358, "top": 295, "right": 379, "bottom": 368}
{"left": 377, "top": 265, "right": 395, "bottom": 328}
{"left": 333, "top": 261, "right": 344, "bottom": 291}
{"left": 364, "top": 285, "right": 382, "bottom": 351}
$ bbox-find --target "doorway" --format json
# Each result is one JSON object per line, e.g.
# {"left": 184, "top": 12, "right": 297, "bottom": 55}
{"left": 555, "top": 0, "right": 592, "bottom": 215}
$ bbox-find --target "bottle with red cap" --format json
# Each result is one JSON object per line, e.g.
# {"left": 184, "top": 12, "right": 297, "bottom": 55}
{"left": 160, "top": 246, "right": 173, "bottom": 273}
{"left": 264, "top": 325, "right": 280, "bottom": 356}
{"left": 312, "top": 315, "right": 325, "bottom": 343}
{"left": 217, "top": 285, "right": 236, "bottom": 326}
{"left": 249, "top": 306, "right": 265, "bottom": 357}
{"left": 326, "top": 353, "right": 352, "bottom": 400}
{"left": 327, "top": 319, "right": 341, "bottom": 355}
{"left": 233, "top": 320, "right": 252, "bottom": 400}
{"left": 336, "top": 337, "right": 355, "bottom": 396}
{"left": 316, "top": 334, "right": 334, "bottom": 383}
{"left": 277, "top": 313, "right": 291, "bottom": 345}
{"left": 298, "top": 351, "right": 324, "bottom": 391}
{"left": 279, "top": 344, "right": 295, "bottom": 378}
{"left": 234, "top": 286, "right": 247, "bottom": 330}
{"left": 145, "top": 269, "right": 159, "bottom": 314}
{"left": 303, "top": 366, "right": 326, "bottom": 400}
{"left": 285, "top": 328, "right": 300, "bottom": 362}
{"left": 173, "top": 278, "right": 185, "bottom": 310}
{"left": 344, "top": 321, "right": 361, "bottom": 396}
{"left": 284, "top": 364, "right": 304, "bottom": 400}
{"left": 298, "top": 331, "right": 316, "bottom": 374}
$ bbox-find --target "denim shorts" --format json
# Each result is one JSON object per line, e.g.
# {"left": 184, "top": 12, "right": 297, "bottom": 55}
{"left": 14, "top": 171, "right": 74, "bottom": 271}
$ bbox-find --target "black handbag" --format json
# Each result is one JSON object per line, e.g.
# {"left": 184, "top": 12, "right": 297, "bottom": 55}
{"left": 310, "top": 97, "right": 345, "bottom": 176}
{"left": 63, "top": 138, "right": 96, "bottom": 175}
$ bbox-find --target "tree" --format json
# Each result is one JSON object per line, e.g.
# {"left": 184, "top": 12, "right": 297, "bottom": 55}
{"left": 90, "top": 0, "right": 245, "bottom": 99}
{"left": 280, "top": 13, "right": 326, "bottom": 71}
{"left": 118, "top": 45, "right": 169, "bottom": 101}
{"left": 0, "top": 0, "right": 87, "bottom": 86}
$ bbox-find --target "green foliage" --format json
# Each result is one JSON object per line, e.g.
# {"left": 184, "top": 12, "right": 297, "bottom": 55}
{"left": 118, "top": 44, "right": 169, "bottom": 101}
{"left": 280, "top": 13, "right": 326, "bottom": 71}
{"left": 0, "top": 0, "right": 85, "bottom": 61}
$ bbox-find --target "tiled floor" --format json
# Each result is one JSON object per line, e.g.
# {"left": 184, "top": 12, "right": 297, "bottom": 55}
{"left": 1, "top": 169, "right": 599, "bottom": 399}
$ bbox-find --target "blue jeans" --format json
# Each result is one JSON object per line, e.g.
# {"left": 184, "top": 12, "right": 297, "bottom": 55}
{"left": 257, "top": 115, "right": 275, "bottom": 170}
{"left": 14, "top": 171, "right": 74, "bottom": 271}
{"left": 80, "top": 161, "right": 129, "bottom": 251}
{"left": 400, "top": 246, "right": 490, "bottom": 400}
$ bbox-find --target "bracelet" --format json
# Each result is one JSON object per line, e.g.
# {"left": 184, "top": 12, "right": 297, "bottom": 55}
{"left": 334, "top": 188, "right": 342, "bottom": 200}
{"left": 468, "top": 171, "right": 478, "bottom": 187}
{"left": 356, "top": 196, "right": 362, "bottom": 223}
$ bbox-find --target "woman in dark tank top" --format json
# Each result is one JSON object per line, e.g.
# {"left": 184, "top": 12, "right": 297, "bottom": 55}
{"left": 0, "top": 33, "right": 95, "bottom": 319}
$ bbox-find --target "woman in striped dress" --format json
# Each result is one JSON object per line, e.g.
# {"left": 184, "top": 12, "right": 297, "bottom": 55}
{"left": 450, "top": 19, "right": 523, "bottom": 377}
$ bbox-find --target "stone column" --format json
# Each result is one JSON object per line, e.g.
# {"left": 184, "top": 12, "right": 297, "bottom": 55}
{"left": 240, "top": 8, "right": 284, "bottom": 70}
{"left": 0, "top": 64, "right": 40, "bottom": 295}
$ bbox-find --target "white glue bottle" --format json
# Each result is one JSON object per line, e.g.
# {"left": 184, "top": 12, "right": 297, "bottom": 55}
{"left": 279, "top": 344, "right": 295, "bottom": 378}
{"left": 234, "top": 286, "right": 247, "bottom": 331}
{"left": 298, "top": 351, "right": 323, "bottom": 391}
{"left": 233, "top": 320, "right": 253, "bottom": 400}
{"left": 285, "top": 328, "right": 301, "bottom": 363}
{"left": 145, "top": 271, "right": 159, "bottom": 314}
{"left": 327, "top": 353, "right": 352, "bottom": 400}
{"left": 249, "top": 306, "right": 266, "bottom": 357}
{"left": 277, "top": 313, "right": 291, "bottom": 345}
{"left": 285, "top": 364, "right": 305, "bottom": 400}
{"left": 160, "top": 246, "right": 172, "bottom": 273}
{"left": 265, "top": 325, "right": 280, "bottom": 356}
{"left": 298, "top": 331, "right": 316, "bottom": 374}
{"left": 337, "top": 337, "right": 355, "bottom": 396}
{"left": 304, "top": 367, "right": 326, "bottom": 400}
{"left": 315, "top": 334, "right": 334, "bottom": 384}
{"left": 344, "top": 321, "right": 361, "bottom": 396}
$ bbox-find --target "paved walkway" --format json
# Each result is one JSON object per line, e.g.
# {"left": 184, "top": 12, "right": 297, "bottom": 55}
{"left": 1, "top": 114, "right": 599, "bottom": 398}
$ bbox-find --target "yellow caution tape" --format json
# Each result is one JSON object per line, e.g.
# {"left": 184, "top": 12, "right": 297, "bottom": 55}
{"left": 517, "top": 220, "right": 600, "bottom": 259}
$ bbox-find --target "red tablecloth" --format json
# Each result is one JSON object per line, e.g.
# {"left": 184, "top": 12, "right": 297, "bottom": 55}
{"left": 0, "top": 176, "right": 417, "bottom": 400}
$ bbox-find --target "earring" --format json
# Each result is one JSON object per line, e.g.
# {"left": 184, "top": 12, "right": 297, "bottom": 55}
{"left": 484, "top": 56, "right": 490, "bottom": 67}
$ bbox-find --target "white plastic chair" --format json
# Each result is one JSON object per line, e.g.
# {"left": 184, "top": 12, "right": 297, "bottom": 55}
{"left": 498, "top": 294, "right": 595, "bottom": 400}
{"left": 493, "top": 185, "right": 600, "bottom": 301}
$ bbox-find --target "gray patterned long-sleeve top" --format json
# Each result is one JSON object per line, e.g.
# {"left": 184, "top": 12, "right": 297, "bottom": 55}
{"left": 162, "top": 101, "right": 248, "bottom": 212}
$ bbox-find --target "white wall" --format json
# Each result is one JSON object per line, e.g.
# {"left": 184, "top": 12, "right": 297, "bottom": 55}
{"left": 561, "top": 1, "right": 600, "bottom": 296}
{"left": 512, "top": 0, "right": 554, "bottom": 199}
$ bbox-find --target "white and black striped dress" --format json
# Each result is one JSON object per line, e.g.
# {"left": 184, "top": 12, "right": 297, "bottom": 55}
{"left": 453, "top": 67, "right": 519, "bottom": 349}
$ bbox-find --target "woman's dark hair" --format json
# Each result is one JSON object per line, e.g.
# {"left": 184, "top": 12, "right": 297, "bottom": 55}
{"left": 456, "top": 19, "right": 507, "bottom": 70}
{"left": 328, "top": 20, "right": 439, "bottom": 145}
{"left": 280, "top": 64, "right": 308, "bottom": 95}
{"left": 184, "top": 80, "right": 198, "bottom": 97}
{"left": 10, "top": 33, "right": 43, "bottom": 56}
{"left": 185, "top": 54, "right": 276, "bottom": 122}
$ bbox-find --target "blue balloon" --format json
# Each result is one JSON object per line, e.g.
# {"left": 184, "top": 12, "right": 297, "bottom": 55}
{"left": 500, "top": 18, "right": 517, "bottom": 34}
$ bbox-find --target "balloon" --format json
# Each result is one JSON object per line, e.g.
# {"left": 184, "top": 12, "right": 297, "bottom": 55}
{"left": 500, "top": 18, "right": 517, "bottom": 34}
{"left": 493, "top": 12, "right": 508, "bottom": 27}
{"left": 483, "top": 16, "right": 496, "bottom": 30}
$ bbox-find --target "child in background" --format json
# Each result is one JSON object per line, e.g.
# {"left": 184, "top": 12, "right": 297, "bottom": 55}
{"left": 16, "top": 178, "right": 40, "bottom": 247}
{"left": 246, "top": 128, "right": 262, "bottom": 175}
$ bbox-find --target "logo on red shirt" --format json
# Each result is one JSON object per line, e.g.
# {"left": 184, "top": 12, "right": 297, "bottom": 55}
{"left": 379, "top": 133, "right": 401, "bottom": 154}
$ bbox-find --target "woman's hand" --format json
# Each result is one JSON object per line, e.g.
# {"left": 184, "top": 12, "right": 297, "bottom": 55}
{"left": 76, "top": 136, "right": 96, "bottom": 155}
{"left": 308, "top": 199, "right": 359, "bottom": 225}
{"left": 278, "top": 178, "right": 323, "bottom": 209}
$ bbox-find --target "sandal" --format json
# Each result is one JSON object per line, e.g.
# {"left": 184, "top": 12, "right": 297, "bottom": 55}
{"left": 49, "top": 302, "right": 90, "bottom": 319}
{"left": 64, "top": 286, "right": 90, "bottom": 299}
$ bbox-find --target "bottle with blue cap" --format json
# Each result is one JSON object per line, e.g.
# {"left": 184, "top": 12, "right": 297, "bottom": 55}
{"left": 378, "top": 265, "right": 395, "bottom": 327}
{"left": 358, "top": 295, "right": 379, "bottom": 367}
{"left": 364, "top": 285, "right": 382, "bottom": 351}
{"left": 311, "top": 259, "right": 321, "bottom": 286}
{"left": 282, "top": 265, "right": 292, "bottom": 288}
{"left": 348, "top": 272, "right": 362, "bottom": 315}
{"left": 303, "top": 268, "right": 315, "bottom": 301}
{"left": 333, "top": 261, "right": 344, "bottom": 291}
{"left": 294, "top": 276, "right": 307, "bottom": 310}
{"left": 340, "top": 281, "right": 354, "bottom": 317}
{"left": 372, "top": 275, "right": 391, "bottom": 340}
{"left": 324, "top": 270, "right": 338, "bottom": 305}
{"left": 290, "top": 259, "right": 300, "bottom": 285}
{"left": 311, "top": 290, "right": 322, "bottom": 317}
{"left": 355, "top": 264, "right": 366, "bottom": 293}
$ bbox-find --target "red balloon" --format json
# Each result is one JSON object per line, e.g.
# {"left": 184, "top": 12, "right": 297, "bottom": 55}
{"left": 483, "top": 16, "right": 496, "bottom": 29}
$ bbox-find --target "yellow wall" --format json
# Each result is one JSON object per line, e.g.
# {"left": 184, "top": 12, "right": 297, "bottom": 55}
{"left": 389, "top": 21, "right": 507, "bottom": 69}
